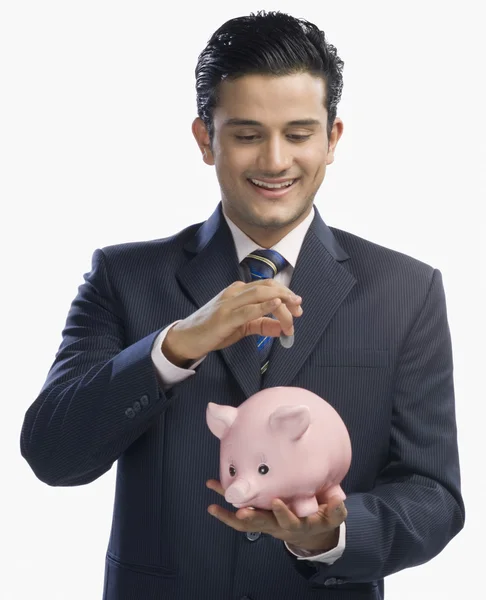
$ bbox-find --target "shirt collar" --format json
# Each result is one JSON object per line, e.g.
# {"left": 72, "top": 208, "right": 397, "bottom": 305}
{"left": 222, "top": 205, "right": 315, "bottom": 269}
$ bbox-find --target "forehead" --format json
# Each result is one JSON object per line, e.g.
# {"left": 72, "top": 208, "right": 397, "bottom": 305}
{"left": 214, "top": 72, "right": 328, "bottom": 126}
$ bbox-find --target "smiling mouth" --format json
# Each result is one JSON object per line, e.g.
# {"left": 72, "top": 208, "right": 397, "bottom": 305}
{"left": 247, "top": 177, "right": 299, "bottom": 197}
{"left": 250, "top": 178, "right": 296, "bottom": 189}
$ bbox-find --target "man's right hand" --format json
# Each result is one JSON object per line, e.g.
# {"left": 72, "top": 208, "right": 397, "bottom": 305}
{"left": 162, "top": 279, "right": 303, "bottom": 367}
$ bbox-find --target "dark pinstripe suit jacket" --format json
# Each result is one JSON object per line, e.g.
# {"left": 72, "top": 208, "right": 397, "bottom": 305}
{"left": 21, "top": 202, "right": 465, "bottom": 600}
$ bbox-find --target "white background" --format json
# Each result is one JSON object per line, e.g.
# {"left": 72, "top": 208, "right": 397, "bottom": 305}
{"left": 1, "top": 1, "right": 485, "bottom": 598}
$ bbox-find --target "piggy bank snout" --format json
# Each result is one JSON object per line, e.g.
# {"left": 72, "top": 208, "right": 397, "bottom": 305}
{"left": 225, "top": 478, "right": 252, "bottom": 504}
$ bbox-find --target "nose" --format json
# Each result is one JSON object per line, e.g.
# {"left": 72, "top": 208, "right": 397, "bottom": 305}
{"left": 256, "top": 135, "right": 293, "bottom": 175}
{"left": 225, "top": 478, "right": 253, "bottom": 504}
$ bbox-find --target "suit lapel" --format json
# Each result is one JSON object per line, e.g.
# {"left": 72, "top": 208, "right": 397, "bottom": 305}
{"left": 176, "top": 203, "right": 356, "bottom": 398}
{"left": 262, "top": 207, "right": 356, "bottom": 389}
{"left": 176, "top": 204, "right": 261, "bottom": 399}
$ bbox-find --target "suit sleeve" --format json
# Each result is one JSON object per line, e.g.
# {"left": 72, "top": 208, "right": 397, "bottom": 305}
{"left": 20, "top": 248, "right": 177, "bottom": 487}
{"left": 288, "top": 268, "right": 465, "bottom": 586}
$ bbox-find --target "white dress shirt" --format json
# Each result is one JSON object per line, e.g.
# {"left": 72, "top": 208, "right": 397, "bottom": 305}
{"left": 150, "top": 205, "right": 345, "bottom": 565}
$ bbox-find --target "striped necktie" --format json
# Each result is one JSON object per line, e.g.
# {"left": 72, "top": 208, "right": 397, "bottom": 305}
{"left": 242, "top": 249, "right": 288, "bottom": 376}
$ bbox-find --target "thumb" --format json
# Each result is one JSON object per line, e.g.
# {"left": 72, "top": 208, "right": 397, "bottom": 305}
{"left": 324, "top": 496, "right": 347, "bottom": 520}
{"left": 246, "top": 316, "right": 282, "bottom": 337}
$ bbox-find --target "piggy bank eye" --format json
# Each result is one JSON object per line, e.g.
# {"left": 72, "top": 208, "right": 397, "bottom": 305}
{"left": 258, "top": 464, "right": 269, "bottom": 475}
{"left": 229, "top": 465, "right": 236, "bottom": 477}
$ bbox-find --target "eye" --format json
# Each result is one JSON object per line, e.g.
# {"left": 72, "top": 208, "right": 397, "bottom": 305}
{"left": 258, "top": 464, "right": 269, "bottom": 475}
{"left": 229, "top": 465, "right": 236, "bottom": 477}
{"left": 235, "top": 135, "right": 258, "bottom": 142}
{"left": 287, "top": 134, "right": 311, "bottom": 142}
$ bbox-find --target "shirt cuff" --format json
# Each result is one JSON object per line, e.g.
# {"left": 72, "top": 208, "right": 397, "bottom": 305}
{"left": 285, "top": 521, "right": 346, "bottom": 565}
{"left": 150, "top": 321, "right": 207, "bottom": 389}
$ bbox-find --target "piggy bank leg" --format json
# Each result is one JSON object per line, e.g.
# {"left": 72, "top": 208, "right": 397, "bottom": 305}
{"left": 290, "top": 496, "right": 319, "bottom": 518}
{"left": 317, "top": 484, "right": 346, "bottom": 505}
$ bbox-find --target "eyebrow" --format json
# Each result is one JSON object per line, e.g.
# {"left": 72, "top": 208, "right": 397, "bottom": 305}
{"left": 223, "top": 118, "right": 321, "bottom": 127}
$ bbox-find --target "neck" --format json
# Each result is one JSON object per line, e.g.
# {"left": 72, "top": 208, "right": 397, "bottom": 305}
{"left": 223, "top": 204, "right": 313, "bottom": 248}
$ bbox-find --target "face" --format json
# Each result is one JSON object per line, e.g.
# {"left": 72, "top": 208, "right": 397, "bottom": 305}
{"left": 193, "top": 72, "right": 343, "bottom": 247}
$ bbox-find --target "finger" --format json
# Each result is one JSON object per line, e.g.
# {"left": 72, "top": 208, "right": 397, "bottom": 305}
{"left": 251, "top": 282, "right": 303, "bottom": 330}
{"left": 327, "top": 500, "right": 347, "bottom": 524}
{"left": 271, "top": 301, "right": 295, "bottom": 336}
{"left": 286, "top": 302, "right": 304, "bottom": 318}
{"left": 236, "top": 302, "right": 292, "bottom": 337}
{"left": 234, "top": 506, "right": 279, "bottom": 534}
{"left": 206, "top": 479, "right": 225, "bottom": 496}
{"left": 246, "top": 314, "right": 285, "bottom": 338}
{"left": 325, "top": 495, "right": 345, "bottom": 514}
{"left": 311, "top": 499, "right": 347, "bottom": 529}
{"left": 232, "top": 281, "right": 302, "bottom": 312}
{"left": 322, "top": 495, "right": 347, "bottom": 524}
{"left": 271, "top": 499, "right": 302, "bottom": 530}
{"left": 223, "top": 285, "right": 303, "bottom": 337}
{"left": 208, "top": 504, "right": 273, "bottom": 533}
{"left": 208, "top": 505, "right": 247, "bottom": 532}
{"left": 220, "top": 280, "right": 247, "bottom": 299}
{"left": 244, "top": 298, "right": 303, "bottom": 337}
{"left": 235, "top": 506, "right": 272, "bottom": 521}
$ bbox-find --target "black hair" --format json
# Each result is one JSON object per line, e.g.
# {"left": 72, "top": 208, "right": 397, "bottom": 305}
{"left": 195, "top": 10, "right": 344, "bottom": 145}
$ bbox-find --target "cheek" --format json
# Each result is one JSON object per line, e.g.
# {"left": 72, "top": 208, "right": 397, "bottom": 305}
{"left": 220, "top": 469, "right": 231, "bottom": 490}
{"left": 220, "top": 458, "right": 238, "bottom": 485}
{"left": 299, "top": 145, "right": 328, "bottom": 174}
{"left": 216, "top": 146, "right": 254, "bottom": 178}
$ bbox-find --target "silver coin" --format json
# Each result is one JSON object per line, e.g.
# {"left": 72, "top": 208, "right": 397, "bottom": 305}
{"left": 279, "top": 334, "right": 294, "bottom": 348}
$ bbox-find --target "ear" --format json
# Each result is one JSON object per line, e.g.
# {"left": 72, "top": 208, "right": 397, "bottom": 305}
{"left": 192, "top": 117, "right": 214, "bottom": 165}
{"left": 326, "top": 117, "right": 344, "bottom": 165}
{"left": 268, "top": 405, "right": 310, "bottom": 441}
{"left": 206, "top": 402, "right": 238, "bottom": 439}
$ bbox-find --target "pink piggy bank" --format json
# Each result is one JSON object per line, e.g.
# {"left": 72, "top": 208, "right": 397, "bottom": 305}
{"left": 206, "top": 386, "right": 352, "bottom": 518}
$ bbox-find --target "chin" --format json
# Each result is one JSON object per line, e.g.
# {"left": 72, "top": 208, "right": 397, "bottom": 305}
{"left": 249, "top": 208, "right": 305, "bottom": 229}
{"left": 225, "top": 194, "right": 310, "bottom": 232}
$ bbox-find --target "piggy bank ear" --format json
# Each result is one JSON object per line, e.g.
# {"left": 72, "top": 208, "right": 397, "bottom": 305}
{"left": 206, "top": 402, "right": 238, "bottom": 440}
{"left": 268, "top": 405, "right": 310, "bottom": 441}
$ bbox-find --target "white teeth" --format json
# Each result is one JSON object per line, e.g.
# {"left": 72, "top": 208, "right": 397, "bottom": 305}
{"left": 251, "top": 179, "right": 295, "bottom": 189}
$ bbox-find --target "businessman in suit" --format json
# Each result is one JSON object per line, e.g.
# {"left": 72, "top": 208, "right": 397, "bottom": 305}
{"left": 21, "top": 10, "right": 464, "bottom": 600}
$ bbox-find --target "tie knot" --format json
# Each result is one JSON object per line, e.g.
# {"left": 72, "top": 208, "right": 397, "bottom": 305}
{"left": 243, "top": 249, "right": 288, "bottom": 281}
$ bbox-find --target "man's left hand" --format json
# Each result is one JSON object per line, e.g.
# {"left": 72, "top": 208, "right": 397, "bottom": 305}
{"left": 206, "top": 479, "right": 347, "bottom": 552}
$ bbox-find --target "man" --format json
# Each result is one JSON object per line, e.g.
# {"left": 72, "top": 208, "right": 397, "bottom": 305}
{"left": 20, "top": 10, "right": 465, "bottom": 600}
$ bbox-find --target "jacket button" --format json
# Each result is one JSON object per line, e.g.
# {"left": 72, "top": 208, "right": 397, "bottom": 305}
{"left": 133, "top": 401, "right": 141, "bottom": 413}
{"left": 125, "top": 407, "right": 135, "bottom": 419}
{"left": 140, "top": 394, "right": 149, "bottom": 407}
{"left": 246, "top": 531, "right": 261, "bottom": 541}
